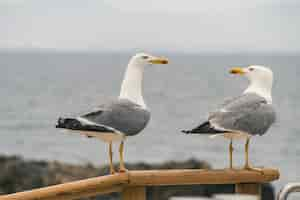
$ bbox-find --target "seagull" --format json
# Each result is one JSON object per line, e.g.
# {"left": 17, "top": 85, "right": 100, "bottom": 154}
{"left": 56, "top": 53, "right": 168, "bottom": 174}
{"left": 182, "top": 66, "right": 276, "bottom": 172}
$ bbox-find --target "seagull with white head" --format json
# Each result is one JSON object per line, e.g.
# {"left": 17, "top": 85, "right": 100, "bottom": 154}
{"left": 182, "top": 65, "right": 276, "bottom": 172}
{"left": 56, "top": 53, "right": 168, "bottom": 174}
{"left": 233, "top": 65, "right": 273, "bottom": 103}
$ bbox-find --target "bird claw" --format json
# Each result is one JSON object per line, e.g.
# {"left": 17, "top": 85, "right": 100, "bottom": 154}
{"left": 109, "top": 165, "right": 116, "bottom": 174}
{"left": 119, "top": 167, "right": 128, "bottom": 173}
{"left": 110, "top": 169, "right": 116, "bottom": 174}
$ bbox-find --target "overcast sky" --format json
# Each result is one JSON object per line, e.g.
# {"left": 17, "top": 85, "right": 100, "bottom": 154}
{"left": 1, "top": 0, "right": 299, "bottom": 52}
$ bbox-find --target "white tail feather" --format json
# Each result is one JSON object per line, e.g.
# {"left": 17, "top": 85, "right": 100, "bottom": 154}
{"left": 209, "top": 134, "right": 225, "bottom": 139}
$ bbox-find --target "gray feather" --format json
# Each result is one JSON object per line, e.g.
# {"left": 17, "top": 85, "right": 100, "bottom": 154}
{"left": 209, "top": 93, "right": 276, "bottom": 136}
{"left": 81, "top": 99, "right": 151, "bottom": 136}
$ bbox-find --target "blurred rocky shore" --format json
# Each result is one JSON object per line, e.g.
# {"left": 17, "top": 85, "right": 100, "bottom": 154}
{"left": 0, "top": 155, "right": 274, "bottom": 200}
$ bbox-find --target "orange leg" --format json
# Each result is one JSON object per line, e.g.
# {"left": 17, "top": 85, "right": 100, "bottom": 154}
{"left": 229, "top": 139, "right": 234, "bottom": 169}
{"left": 243, "top": 137, "right": 263, "bottom": 174}
{"left": 119, "top": 141, "right": 128, "bottom": 172}
{"left": 109, "top": 142, "right": 115, "bottom": 174}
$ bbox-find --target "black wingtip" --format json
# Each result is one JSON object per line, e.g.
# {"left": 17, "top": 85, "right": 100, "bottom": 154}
{"left": 181, "top": 130, "right": 191, "bottom": 134}
{"left": 56, "top": 117, "right": 66, "bottom": 128}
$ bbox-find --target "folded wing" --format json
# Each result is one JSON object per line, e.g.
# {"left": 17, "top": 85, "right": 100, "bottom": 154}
{"left": 183, "top": 93, "right": 276, "bottom": 136}
{"left": 56, "top": 99, "right": 151, "bottom": 136}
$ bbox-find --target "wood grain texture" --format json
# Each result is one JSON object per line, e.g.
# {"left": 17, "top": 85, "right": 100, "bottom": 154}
{"left": 122, "top": 187, "right": 146, "bottom": 200}
{"left": 236, "top": 183, "right": 261, "bottom": 200}
{"left": 0, "top": 173, "right": 128, "bottom": 200}
{"left": 0, "top": 168, "right": 279, "bottom": 200}
{"left": 127, "top": 168, "right": 279, "bottom": 186}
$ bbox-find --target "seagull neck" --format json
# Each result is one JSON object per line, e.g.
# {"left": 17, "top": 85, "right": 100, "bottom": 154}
{"left": 244, "top": 80, "right": 273, "bottom": 104}
{"left": 119, "top": 62, "right": 146, "bottom": 108}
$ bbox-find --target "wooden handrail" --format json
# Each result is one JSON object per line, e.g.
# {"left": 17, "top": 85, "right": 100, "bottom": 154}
{"left": 0, "top": 173, "right": 129, "bottom": 200}
{"left": 127, "top": 168, "right": 279, "bottom": 186}
{"left": 0, "top": 168, "right": 280, "bottom": 200}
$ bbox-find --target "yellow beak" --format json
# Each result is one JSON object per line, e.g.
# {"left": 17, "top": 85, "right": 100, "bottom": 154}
{"left": 149, "top": 57, "right": 169, "bottom": 64}
{"left": 230, "top": 67, "right": 245, "bottom": 75}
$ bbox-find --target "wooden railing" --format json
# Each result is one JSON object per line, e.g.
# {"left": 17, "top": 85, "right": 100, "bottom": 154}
{"left": 0, "top": 168, "right": 280, "bottom": 200}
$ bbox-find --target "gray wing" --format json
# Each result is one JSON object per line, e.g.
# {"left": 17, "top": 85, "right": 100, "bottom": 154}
{"left": 209, "top": 93, "right": 276, "bottom": 136}
{"left": 81, "top": 99, "right": 151, "bottom": 136}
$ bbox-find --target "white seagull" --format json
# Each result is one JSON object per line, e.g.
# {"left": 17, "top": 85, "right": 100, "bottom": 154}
{"left": 56, "top": 53, "right": 168, "bottom": 174}
{"left": 183, "top": 66, "right": 276, "bottom": 172}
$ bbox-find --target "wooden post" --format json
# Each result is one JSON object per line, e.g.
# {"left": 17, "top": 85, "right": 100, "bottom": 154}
{"left": 235, "top": 183, "right": 261, "bottom": 200}
{"left": 122, "top": 186, "right": 146, "bottom": 200}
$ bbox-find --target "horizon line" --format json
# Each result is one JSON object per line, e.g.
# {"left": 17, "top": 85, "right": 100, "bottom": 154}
{"left": 0, "top": 47, "right": 300, "bottom": 56}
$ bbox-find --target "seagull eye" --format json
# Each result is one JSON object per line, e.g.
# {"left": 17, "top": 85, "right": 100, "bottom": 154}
{"left": 249, "top": 68, "right": 255, "bottom": 71}
{"left": 141, "top": 55, "right": 149, "bottom": 59}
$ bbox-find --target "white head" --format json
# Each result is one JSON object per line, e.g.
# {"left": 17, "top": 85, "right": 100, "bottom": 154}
{"left": 230, "top": 65, "right": 273, "bottom": 103}
{"left": 120, "top": 53, "right": 168, "bottom": 108}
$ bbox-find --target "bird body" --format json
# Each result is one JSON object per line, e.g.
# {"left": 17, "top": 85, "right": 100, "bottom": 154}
{"left": 56, "top": 53, "right": 168, "bottom": 173}
{"left": 182, "top": 65, "right": 276, "bottom": 171}
{"left": 56, "top": 98, "right": 151, "bottom": 139}
{"left": 184, "top": 93, "right": 276, "bottom": 137}
{"left": 183, "top": 66, "right": 276, "bottom": 137}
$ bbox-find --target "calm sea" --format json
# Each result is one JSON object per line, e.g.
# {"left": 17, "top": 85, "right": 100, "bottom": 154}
{"left": 0, "top": 51, "right": 299, "bottom": 194}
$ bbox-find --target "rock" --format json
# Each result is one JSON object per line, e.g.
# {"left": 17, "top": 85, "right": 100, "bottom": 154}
{"left": 0, "top": 155, "right": 274, "bottom": 200}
